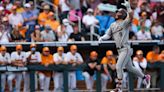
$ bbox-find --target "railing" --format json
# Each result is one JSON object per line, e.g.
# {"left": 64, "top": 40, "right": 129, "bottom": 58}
{"left": 0, "top": 40, "right": 163, "bottom": 47}
{"left": 90, "top": 24, "right": 101, "bottom": 41}
{"left": 0, "top": 62, "right": 164, "bottom": 92}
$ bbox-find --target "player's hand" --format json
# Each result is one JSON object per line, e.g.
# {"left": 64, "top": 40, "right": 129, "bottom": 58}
{"left": 121, "top": 0, "right": 130, "bottom": 8}
{"left": 98, "top": 37, "right": 103, "bottom": 43}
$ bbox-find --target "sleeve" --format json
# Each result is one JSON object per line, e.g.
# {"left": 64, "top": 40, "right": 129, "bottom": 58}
{"left": 146, "top": 52, "right": 152, "bottom": 61}
{"left": 53, "top": 54, "right": 58, "bottom": 63}
{"left": 37, "top": 52, "right": 42, "bottom": 63}
{"left": 100, "top": 25, "right": 112, "bottom": 40}
{"left": 10, "top": 52, "right": 15, "bottom": 62}
{"left": 82, "top": 16, "right": 86, "bottom": 24}
{"left": 101, "top": 57, "right": 107, "bottom": 64}
{"left": 77, "top": 53, "right": 83, "bottom": 63}
{"left": 122, "top": 17, "right": 131, "bottom": 27}
{"left": 139, "top": 58, "right": 147, "bottom": 69}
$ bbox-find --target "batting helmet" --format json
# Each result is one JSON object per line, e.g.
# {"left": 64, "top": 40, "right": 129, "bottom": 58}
{"left": 116, "top": 8, "right": 127, "bottom": 20}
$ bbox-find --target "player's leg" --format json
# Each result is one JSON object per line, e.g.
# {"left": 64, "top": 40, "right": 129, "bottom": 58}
{"left": 137, "top": 77, "right": 142, "bottom": 88}
{"left": 1, "top": 73, "right": 6, "bottom": 92}
{"left": 101, "top": 73, "right": 108, "bottom": 91}
{"left": 53, "top": 72, "right": 60, "bottom": 91}
{"left": 126, "top": 57, "right": 151, "bottom": 88}
{"left": 7, "top": 73, "right": 15, "bottom": 92}
{"left": 38, "top": 73, "right": 45, "bottom": 90}
{"left": 82, "top": 72, "right": 92, "bottom": 90}
{"left": 111, "top": 49, "right": 130, "bottom": 92}
{"left": 44, "top": 76, "right": 50, "bottom": 92}
{"left": 15, "top": 73, "right": 23, "bottom": 92}
{"left": 71, "top": 72, "right": 77, "bottom": 89}
{"left": 23, "top": 72, "right": 30, "bottom": 92}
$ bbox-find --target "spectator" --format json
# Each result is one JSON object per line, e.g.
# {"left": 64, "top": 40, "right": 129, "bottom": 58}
{"left": 140, "top": 12, "right": 152, "bottom": 28}
{"left": 159, "top": 50, "right": 164, "bottom": 62}
{"left": 62, "top": 18, "right": 73, "bottom": 36}
{"left": 64, "top": 45, "right": 83, "bottom": 90}
{"left": 2, "top": 0, "right": 13, "bottom": 11}
{"left": 29, "top": 1, "right": 39, "bottom": 16}
{"left": 57, "top": 24, "right": 69, "bottom": 42}
{"left": 83, "top": 51, "right": 99, "bottom": 91}
{"left": 2, "top": 17, "right": 12, "bottom": 33}
{"left": 0, "top": 25, "right": 11, "bottom": 43}
{"left": 136, "top": 21, "right": 152, "bottom": 40}
{"left": 8, "top": 5, "right": 24, "bottom": 27}
{"left": 146, "top": 46, "right": 160, "bottom": 88}
{"left": 45, "top": 12, "right": 60, "bottom": 32}
{"left": 151, "top": 21, "right": 164, "bottom": 40}
{"left": 96, "top": 11, "right": 115, "bottom": 35}
{"left": 8, "top": 45, "right": 26, "bottom": 92}
{"left": 53, "top": 47, "right": 66, "bottom": 91}
{"left": 41, "top": 25, "right": 56, "bottom": 42}
{"left": 59, "top": 0, "right": 71, "bottom": 19}
{"left": 17, "top": 23, "right": 27, "bottom": 38}
{"left": 1, "top": 2, "right": 11, "bottom": 16}
{"left": 14, "top": 0, "right": 24, "bottom": 13}
{"left": 38, "top": 5, "right": 50, "bottom": 26}
{"left": 10, "top": 27, "right": 25, "bottom": 42}
{"left": 22, "top": 3, "right": 37, "bottom": 41}
{"left": 39, "top": 47, "right": 54, "bottom": 91}
{"left": 133, "top": 50, "right": 147, "bottom": 88}
{"left": 82, "top": 8, "right": 99, "bottom": 32}
{"left": 101, "top": 50, "right": 116, "bottom": 91}
{"left": 0, "top": 46, "right": 10, "bottom": 92}
{"left": 31, "top": 25, "right": 42, "bottom": 42}
{"left": 68, "top": 25, "right": 85, "bottom": 41}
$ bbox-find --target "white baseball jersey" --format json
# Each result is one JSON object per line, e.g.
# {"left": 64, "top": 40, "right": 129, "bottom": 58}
{"left": 102, "top": 18, "right": 131, "bottom": 49}
{"left": 0, "top": 53, "right": 11, "bottom": 64}
{"left": 26, "top": 51, "right": 41, "bottom": 63}
{"left": 11, "top": 51, "right": 26, "bottom": 62}
{"left": 53, "top": 53, "right": 66, "bottom": 63}
{"left": 65, "top": 52, "right": 83, "bottom": 63}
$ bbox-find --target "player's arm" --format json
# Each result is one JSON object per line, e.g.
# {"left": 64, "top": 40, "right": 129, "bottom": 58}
{"left": 99, "top": 26, "right": 112, "bottom": 41}
{"left": 122, "top": 0, "right": 133, "bottom": 22}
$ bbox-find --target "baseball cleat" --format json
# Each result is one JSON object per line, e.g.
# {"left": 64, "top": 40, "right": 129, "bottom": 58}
{"left": 143, "top": 74, "right": 151, "bottom": 88}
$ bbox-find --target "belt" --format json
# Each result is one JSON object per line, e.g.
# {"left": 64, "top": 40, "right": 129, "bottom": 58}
{"left": 116, "top": 46, "right": 125, "bottom": 50}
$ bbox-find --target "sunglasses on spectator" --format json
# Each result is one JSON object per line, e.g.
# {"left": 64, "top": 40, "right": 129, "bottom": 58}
{"left": 44, "top": 51, "right": 50, "bottom": 52}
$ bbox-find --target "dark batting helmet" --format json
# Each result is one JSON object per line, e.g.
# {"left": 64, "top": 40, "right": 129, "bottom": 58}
{"left": 116, "top": 8, "right": 127, "bottom": 20}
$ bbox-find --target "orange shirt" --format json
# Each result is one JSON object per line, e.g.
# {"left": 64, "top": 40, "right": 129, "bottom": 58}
{"left": 38, "top": 12, "right": 49, "bottom": 25}
{"left": 54, "top": 0, "right": 59, "bottom": 6}
{"left": 146, "top": 51, "right": 159, "bottom": 63}
{"left": 40, "top": 54, "right": 54, "bottom": 77}
{"left": 101, "top": 57, "right": 116, "bottom": 65}
{"left": 16, "top": 8, "right": 24, "bottom": 13}
{"left": 45, "top": 19, "right": 60, "bottom": 31}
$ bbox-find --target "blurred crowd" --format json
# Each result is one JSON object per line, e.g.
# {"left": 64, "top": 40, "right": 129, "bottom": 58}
{"left": 0, "top": 44, "right": 164, "bottom": 91}
{"left": 0, "top": 0, "right": 163, "bottom": 43}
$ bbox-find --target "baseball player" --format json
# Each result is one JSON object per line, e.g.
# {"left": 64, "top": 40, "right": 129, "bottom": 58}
{"left": 0, "top": 46, "right": 11, "bottom": 92}
{"left": 39, "top": 47, "right": 54, "bottom": 91}
{"left": 65, "top": 45, "right": 83, "bottom": 90}
{"left": 25, "top": 43, "right": 41, "bottom": 91}
{"left": 101, "top": 50, "right": 116, "bottom": 91}
{"left": 53, "top": 46, "right": 66, "bottom": 91}
{"left": 99, "top": 0, "right": 150, "bottom": 91}
{"left": 8, "top": 44, "right": 26, "bottom": 92}
{"left": 82, "top": 51, "right": 99, "bottom": 91}
{"left": 133, "top": 50, "right": 147, "bottom": 88}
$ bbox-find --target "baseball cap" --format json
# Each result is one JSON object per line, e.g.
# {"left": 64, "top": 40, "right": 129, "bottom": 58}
{"left": 43, "top": 5, "right": 50, "bottom": 10}
{"left": 87, "top": 8, "right": 93, "bottom": 13}
{"left": 24, "top": 3, "right": 31, "bottom": 8}
{"left": 62, "top": 19, "right": 69, "bottom": 25}
{"left": 45, "top": 25, "right": 51, "bottom": 30}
